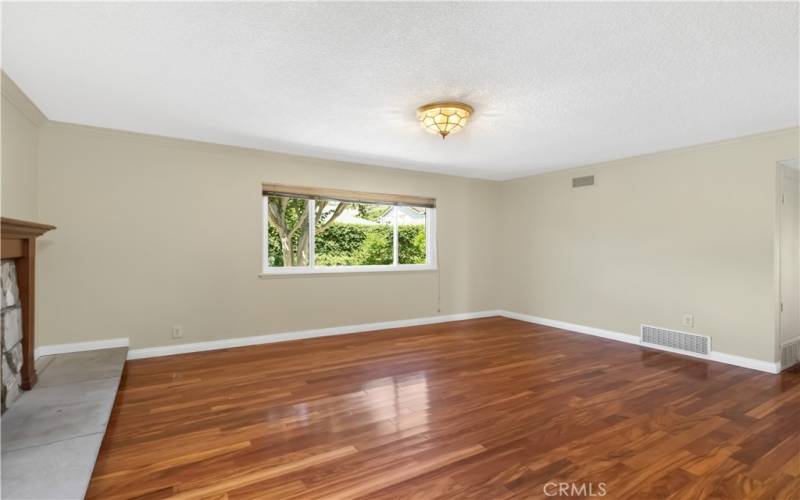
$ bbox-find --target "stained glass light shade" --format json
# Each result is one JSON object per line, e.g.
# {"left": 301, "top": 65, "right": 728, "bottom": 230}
{"left": 417, "top": 102, "right": 473, "bottom": 139}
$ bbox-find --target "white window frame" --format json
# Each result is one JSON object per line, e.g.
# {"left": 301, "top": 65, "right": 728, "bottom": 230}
{"left": 261, "top": 196, "right": 437, "bottom": 275}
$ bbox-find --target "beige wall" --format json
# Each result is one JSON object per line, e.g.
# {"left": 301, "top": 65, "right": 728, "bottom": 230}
{"left": 1, "top": 73, "right": 44, "bottom": 220}
{"left": 35, "top": 122, "right": 500, "bottom": 349}
{"left": 3, "top": 75, "right": 796, "bottom": 363}
{"left": 498, "top": 129, "right": 800, "bottom": 362}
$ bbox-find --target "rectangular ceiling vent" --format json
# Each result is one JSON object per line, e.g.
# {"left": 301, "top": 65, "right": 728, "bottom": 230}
{"left": 641, "top": 325, "right": 710, "bottom": 355}
{"left": 572, "top": 175, "right": 595, "bottom": 188}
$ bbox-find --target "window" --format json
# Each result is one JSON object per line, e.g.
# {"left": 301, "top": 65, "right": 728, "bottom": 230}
{"left": 262, "top": 185, "right": 436, "bottom": 274}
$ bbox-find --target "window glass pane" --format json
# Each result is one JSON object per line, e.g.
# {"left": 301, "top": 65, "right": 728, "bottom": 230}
{"left": 315, "top": 201, "right": 393, "bottom": 266}
{"left": 398, "top": 207, "right": 427, "bottom": 264}
{"left": 266, "top": 196, "right": 310, "bottom": 267}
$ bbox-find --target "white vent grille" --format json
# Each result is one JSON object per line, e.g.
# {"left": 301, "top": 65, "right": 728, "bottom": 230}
{"left": 641, "top": 325, "right": 710, "bottom": 355}
{"left": 781, "top": 339, "right": 800, "bottom": 370}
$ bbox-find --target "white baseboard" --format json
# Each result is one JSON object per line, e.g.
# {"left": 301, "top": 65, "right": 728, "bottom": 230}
{"left": 498, "top": 310, "right": 780, "bottom": 374}
{"left": 500, "top": 310, "right": 640, "bottom": 345}
{"left": 709, "top": 350, "right": 780, "bottom": 374}
{"left": 126, "top": 310, "right": 502, "bottom": 360}
{"left": 34, "top": 337, "right": 130, "bottom": 359}
{"left": 34, "top": 310, "right": 780, "bottom": 374}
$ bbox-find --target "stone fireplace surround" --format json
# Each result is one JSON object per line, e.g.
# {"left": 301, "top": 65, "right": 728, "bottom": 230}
{"left": 1, "top": 260, "right": 24, "bottom": 411}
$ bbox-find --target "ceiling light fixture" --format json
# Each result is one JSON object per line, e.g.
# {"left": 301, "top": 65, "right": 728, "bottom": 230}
{"left": 417, "top": 102, "right": 473, "bottom": 139}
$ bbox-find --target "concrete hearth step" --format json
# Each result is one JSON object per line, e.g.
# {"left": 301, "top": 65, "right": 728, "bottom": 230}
{"left": 1, "top": 347, "right": 127, "bottom": 500}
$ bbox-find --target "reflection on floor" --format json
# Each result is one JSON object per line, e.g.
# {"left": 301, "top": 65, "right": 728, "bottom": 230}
{"left": 89, "top": 318, "right": 799, "bottom": 499}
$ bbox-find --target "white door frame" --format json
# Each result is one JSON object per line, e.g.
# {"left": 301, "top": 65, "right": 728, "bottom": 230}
{"left": 775, "top": 159, "right": 800, "bottom": 367}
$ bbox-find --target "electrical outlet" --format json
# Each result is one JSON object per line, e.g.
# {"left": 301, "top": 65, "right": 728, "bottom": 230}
{"left": 172, "top": 325, "right": 183, "bottom": 339}
{"left": 682, "top": 315, "right": 694, "bottom": 328}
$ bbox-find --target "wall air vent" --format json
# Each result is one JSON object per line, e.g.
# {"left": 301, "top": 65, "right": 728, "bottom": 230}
{"left": 572, "top": 175, "right": 595, "bottom": 188}
{"left": 781, "top": 339, "right": 800, "bottom": 370}
{"left": 641, "top": 325, "right": 710, "bottom": 355}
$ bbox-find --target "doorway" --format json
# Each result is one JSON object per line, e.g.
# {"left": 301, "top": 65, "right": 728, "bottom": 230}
{"left": 778, "top": 159, "right": 799, "bottom": 369}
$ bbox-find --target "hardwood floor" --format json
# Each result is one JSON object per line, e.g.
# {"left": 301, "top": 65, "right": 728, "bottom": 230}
{"left": 87, "top": 317, "right": 800, "bottom": 499}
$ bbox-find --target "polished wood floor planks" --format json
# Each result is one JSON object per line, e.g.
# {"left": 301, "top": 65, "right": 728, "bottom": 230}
{"left": 87, "top": 317, "right": 800, "bottom": 499}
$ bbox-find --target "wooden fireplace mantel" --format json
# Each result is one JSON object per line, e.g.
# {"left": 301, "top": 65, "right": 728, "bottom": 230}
{"left": 2, "top": 217, "right": 55, "bottom": 390}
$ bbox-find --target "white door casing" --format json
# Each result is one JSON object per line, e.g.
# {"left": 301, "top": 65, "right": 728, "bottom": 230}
{"left": 779, "top": 162, "right": 799, "bottom": 346}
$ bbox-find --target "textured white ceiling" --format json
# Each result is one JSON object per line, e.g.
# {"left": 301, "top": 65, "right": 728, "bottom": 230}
{"left": 2, "top": 2, "right": 798, "bottom": 180}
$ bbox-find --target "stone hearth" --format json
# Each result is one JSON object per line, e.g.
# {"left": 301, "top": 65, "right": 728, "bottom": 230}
{"left": 1, "top": 347, "right": 127, "bottom": 498}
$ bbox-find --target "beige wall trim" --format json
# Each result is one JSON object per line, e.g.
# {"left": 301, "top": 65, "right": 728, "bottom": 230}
{"left": 40, "top": 121, "right": 798, "bottom": 185}
{"left": 510, "top": 127, "right": 800, "bottom": 182}
{"left": 1, "top": 72, "right": 46, "bottom": 127}
{"left": 42, "top": 120, "right": 487, "bottom": 186}
{"left": 263, "top": 183, "right": 436, "bottom": 208}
